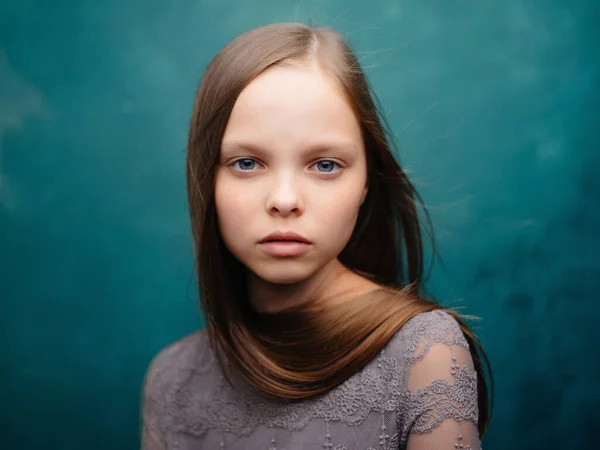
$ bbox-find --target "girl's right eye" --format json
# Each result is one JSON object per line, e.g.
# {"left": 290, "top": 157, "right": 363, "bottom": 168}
{"left": 231, "top": 158, "right": 260, "bottom": 171}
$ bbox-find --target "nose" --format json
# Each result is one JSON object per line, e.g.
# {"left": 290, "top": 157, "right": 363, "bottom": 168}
{"left": 265, "top": 176, "right": 304, "bottom": 217}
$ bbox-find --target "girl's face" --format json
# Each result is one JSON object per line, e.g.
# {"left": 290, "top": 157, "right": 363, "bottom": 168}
{"left": 215, "top": 62, "right": 367, "bottom": 285}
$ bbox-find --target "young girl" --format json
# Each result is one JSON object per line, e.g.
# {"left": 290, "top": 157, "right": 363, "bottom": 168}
{"left": 141, "top": 22, "right": 492, "bottom": 450}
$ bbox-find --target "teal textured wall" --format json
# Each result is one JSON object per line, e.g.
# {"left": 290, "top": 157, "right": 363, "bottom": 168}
{"left": 1, "top": 1, "right": 598, "bottom": 449}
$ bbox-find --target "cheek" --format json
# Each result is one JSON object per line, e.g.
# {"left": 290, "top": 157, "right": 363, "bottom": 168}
{"left": 313, "top": 183, "right": 364, "bottom": 240}
{"left": 214, "top": 174, "right": 254, "bottom": 243}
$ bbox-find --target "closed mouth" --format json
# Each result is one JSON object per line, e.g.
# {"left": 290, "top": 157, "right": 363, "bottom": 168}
{"left": 259, "top": 232, "right": 311, "bottom": 244}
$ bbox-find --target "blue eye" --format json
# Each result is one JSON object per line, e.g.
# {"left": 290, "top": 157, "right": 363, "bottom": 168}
{"left": 232, "top": 158, "right": 258, "bottom": 171}
{"left": 314, "top": 160, "right": 340, "bottom": 173}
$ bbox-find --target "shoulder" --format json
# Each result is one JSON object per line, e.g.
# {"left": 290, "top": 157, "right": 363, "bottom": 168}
{"left": 389, "top": 310, "right": 479, "bottom": 419}
{"left": 384, "top": 309, "right": 471, "bottom": 364}
{"left": 142, "top": 329, "right": 211, "bottom": 401}
{"left": 140, "top": 330, "right": 213, "bottom": 444}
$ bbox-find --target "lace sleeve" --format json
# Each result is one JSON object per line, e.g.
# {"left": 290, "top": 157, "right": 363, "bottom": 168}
{"left": 140, "top": 353, "right": 168, "bottom": 450}
{"left": 403, "top": 312, "right": 481, "bottom": 450}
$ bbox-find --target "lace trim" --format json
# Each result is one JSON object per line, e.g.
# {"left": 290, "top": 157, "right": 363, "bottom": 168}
{"left": 160, "top": 356, "right": 403, "bottom": 436}
{"left": 400, "top": 365, "right": 479, "bottom": 435}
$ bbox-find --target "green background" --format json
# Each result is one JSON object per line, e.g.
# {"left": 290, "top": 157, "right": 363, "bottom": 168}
{"left": 1, "top": 1, "right": 598, "bottom": 448}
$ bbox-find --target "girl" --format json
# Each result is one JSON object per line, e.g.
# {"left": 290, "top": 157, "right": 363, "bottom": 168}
{"left": 141, "top": 22, "right": 492, "bottom": 450}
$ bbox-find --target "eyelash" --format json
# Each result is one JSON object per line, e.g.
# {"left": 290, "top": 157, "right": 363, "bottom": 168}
{"left": 230, "top": 158, "right": 342, "bottom": 174}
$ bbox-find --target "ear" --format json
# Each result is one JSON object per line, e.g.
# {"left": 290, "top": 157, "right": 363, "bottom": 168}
{"left": 360, "top": 186, "right": 368, "bottom": 205}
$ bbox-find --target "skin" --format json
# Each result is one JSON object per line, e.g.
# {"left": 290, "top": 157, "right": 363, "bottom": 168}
{"left": 216, "top": 61, "right": 380, "bottom": 313}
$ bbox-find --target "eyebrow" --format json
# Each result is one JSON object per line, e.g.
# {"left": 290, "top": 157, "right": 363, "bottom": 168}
{"left": 220, "top": 141, "right": 360, "bottom": 159}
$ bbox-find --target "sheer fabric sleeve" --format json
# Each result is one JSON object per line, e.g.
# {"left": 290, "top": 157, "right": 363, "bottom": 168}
{"left": 403, "top": 312, "right": 481, "bottom": 450}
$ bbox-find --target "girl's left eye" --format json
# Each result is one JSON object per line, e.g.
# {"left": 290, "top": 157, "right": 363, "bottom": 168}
{"left": 312, "top": 160, "right": 341, "bottom": 173}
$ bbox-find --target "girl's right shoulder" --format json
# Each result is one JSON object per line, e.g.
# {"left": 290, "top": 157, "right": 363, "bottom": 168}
{"left": 142, "top": 328, "right": 213, "bottom": 397}
{"left": 140, "top": 329, "right": 214, "bottom": 446}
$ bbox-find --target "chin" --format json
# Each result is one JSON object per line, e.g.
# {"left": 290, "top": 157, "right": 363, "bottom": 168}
{"left": 251, "top": 263, "right": 315, "bottom": 285}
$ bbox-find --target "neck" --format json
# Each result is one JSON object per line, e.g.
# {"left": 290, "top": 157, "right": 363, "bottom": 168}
{"left": 248, "top": 259, "right": 381, "bottom": 314}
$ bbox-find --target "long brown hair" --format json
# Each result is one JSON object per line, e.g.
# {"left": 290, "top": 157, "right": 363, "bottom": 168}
{"left": 186, "top": 23, "right": 493, "bottom": 436}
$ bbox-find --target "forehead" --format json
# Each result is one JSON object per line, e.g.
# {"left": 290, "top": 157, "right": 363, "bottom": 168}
{"left": 221, "top": 63, "right": 363, "bottom": 153}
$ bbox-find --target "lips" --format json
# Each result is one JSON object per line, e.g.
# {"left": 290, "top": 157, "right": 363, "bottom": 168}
{"left": 258, "top": 231, "right": 312, "bottom": 257}
{"left": 259, "top": 231, "right": 311, "bottom": 244}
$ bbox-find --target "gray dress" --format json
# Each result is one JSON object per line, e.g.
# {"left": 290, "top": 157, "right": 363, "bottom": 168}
{"left": 141, "top": 310, "right": 481, "bottom": 450}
